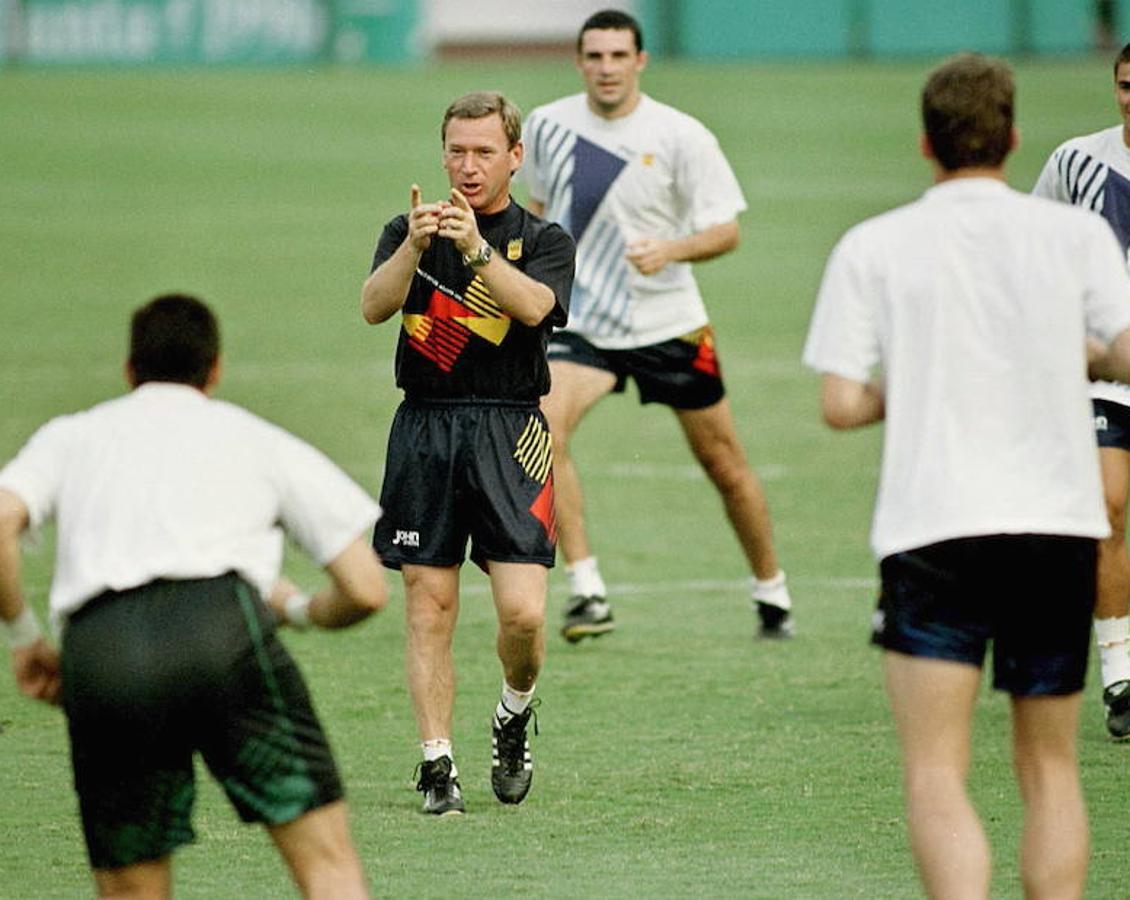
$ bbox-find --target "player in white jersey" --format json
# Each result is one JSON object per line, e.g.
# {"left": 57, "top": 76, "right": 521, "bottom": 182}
{"left": 0, "top": 294, "right": 387, "bottom": 899}
{"left": 1032, "top": 43, "right": 1130, "bottom": 739}
{"left": 807, "top": 54, "right": 1130, "bottom": 898}
{"left": 523, "top": 9, "right": 792, "bottom": 642}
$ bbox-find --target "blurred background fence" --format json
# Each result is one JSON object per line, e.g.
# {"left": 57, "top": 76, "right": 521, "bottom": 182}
{"left": 0, "top": 0, "right": 1122, "bottom": 67}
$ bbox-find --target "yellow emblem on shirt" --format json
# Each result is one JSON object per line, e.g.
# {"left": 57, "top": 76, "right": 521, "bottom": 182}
{"left": 641, "top": 153, "right": 655, "bottom": 166}
{"left": 507, "top": 238, "right": 523, "bottom": 261}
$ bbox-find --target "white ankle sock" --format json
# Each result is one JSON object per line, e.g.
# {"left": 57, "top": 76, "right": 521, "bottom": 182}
{"left": 496, "top": 681, "right": 535, "bottom": 724}
{"left": 567, "top": 556, "right": 606, "bottom": 598}
{"left": 751, "top": 570, "right": 791, "bottom": 610}
{"left": 1096, "top": 616, "right": 1130, "bottom": 687}
{"left": 422, "top": 738, "right": 454, "bottom": 767}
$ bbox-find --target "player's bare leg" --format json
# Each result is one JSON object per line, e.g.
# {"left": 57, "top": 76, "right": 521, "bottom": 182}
{"left": 93, "top": 857, "right": 172, "bottom": 899}
{"left": 676, "top": 397, "right": 779, "bottom": 577}
{"left": 884, "top": 652, "right": 990, "bottom": 899}
{"left": 1011, "top": 693, "right": 1088, "bottom": 900}
{"left": 1096, "top": 447, "right": 1130, "bottom": 738}
{"left": 268, "top": 801, "right": 370, "bottom": 899}
{"left": 676, "top": 398, "right": 793, "bottom": 636}
{"left": 542, "top": 360, "right": 617, "bottom": 641}
{"left": 403, "top": 564, "right": 465, "bottom": 813}
{"left": 490, "top": 562, "right": 547, "bottom": 691}
{"left": 488, "top": 562, "right": 547, "bottom": 803}
{"left": 403, "top": 564, "right": 461, "bottom": 741}
{"left": 541, "top": 360, "right": 617, "bottom": 565}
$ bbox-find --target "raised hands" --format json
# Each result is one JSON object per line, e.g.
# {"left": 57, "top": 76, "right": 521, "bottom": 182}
{"left": 437, "top": 188, "right": 483, "bottom": 257}
{"left": 363, "top": 184, "right": 489, "bottom": 323}
{"left": 408, "top": 186, "right": 483, "bottom": 258}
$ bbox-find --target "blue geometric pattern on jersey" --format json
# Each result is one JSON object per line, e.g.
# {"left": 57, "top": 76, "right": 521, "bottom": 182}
{"left": 571, "top": 136, "right": 628, "bottom": 242}
{"left": 572, "top": 218, "right": 631, "bottom": 338}
{"left": 1103, "top": 167, "right": 1130, "bottom": 252}
{"left": 568, "top": 137, "right": 632, "bottom": 338}
{"left": 527, "top": 116, "right": 577, "bottom": 232}
{"left": 1055, "top": 147, "right": 1130, "bottom": 251}
{"left": 527, "top": 113, "right": 634, "bottom": 339}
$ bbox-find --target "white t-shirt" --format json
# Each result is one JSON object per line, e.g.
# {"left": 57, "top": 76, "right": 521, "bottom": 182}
{"left": 804, "top": 178, "right": 1130, "bottom": 559}
{"left": 522, "top": 93, "right": 746, "bottom": 348}
{"left": 1033, "top": 125, "right": 1130, "bottom": 407}
{"left": 0, "top": 382, "right": 381, "bottom": 627}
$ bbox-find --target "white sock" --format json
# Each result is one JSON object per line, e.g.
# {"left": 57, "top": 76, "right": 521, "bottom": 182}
{"left": 496, "top": 681, "right": 535, "bottom": 724}
{"left": 751, "top": 570, "right": 791, "bottom": 611}
{"left": 567, "top": 556, "right": 606, "bottom": 599}
{"left": 422, "top": 738, "right": 454, "bottom": 772}
{"left": 1095, "top": 616, "right": 1130, "bottom": 687}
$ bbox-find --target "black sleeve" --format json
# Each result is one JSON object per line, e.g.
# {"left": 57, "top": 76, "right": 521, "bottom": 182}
{"left": 370, "top": 215, "right": 409, "bottom": 274}
{"left": 525, "top": 222, "right": 575, "bottom": 328}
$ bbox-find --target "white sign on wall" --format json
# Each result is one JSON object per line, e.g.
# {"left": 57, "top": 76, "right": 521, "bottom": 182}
{"left": 421, "top": 0, "right": 637, "bottom": 48}
{"left": 15, "top": 0, "right": 328, "bottom": 64}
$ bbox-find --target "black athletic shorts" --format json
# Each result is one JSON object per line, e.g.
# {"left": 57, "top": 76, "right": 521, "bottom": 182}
{"left": 374, "top": 399, "right": 557, "bottom": 570}
{"left": 547, "top": 327, "right": 726, "bottom": 410}
{"left": 1093, "top": 397, "right": 1130, "bottom": 451}
{"left": 61, "top": 573, "right": 343, "bottom": 870}
{"left": 873, "top": 534, "right": 1097, "bottom": 696}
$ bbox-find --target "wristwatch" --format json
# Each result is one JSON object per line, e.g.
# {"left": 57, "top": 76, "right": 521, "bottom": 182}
{"left": 462, "top": 242, "right": 493, "bottom": 268}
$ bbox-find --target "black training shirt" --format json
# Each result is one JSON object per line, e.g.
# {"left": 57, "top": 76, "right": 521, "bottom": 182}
{"left": 371, "top": 200, "right": 574, "bottom": 402}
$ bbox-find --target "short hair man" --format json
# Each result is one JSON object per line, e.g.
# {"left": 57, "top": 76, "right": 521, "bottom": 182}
{"left": 1032, "top": 42, "right": 1130, "bottom": 740}
{"left": 804, "top": 54, "right": 1130, "bottom": 897}
{"left": 522, "top": 9, "right": 793, "bottom": 643}
{"left": 0, "top": 293, "right": 388, "bottom": 899}
{"left": 360, "top": 92, "right": 574, "bottom": 814}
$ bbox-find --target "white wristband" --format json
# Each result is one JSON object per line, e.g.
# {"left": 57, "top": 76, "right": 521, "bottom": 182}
{"left": 3, "top": 607, "right": 43, "bottom": 650}
{"left": 283, "top": 593, "right": 313, "bottom": 630}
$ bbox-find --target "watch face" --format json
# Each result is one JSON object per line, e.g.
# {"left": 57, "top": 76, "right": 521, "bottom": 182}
{"left": 467, "top": 243, "right": 492, "bottom": 266}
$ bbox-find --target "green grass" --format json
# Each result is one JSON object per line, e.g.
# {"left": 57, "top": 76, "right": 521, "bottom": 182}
{"left": 2, "top": 55, "right": 1129, "bottom": 898}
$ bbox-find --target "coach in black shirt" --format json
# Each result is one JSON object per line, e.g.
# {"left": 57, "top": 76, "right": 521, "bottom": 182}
{"left": 361, "top": 91, "right": 574, "bottom": 816}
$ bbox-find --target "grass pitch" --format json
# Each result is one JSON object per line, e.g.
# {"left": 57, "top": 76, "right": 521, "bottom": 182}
{"left": 1, "top": 55, "right": 1128, "bottom": 898}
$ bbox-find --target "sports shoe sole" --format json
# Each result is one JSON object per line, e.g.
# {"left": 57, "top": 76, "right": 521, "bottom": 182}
{"left": 561, "top": 620, "right": 616, "bottom": 643}
{"left": 421, "top": 790, "right": 466, "bottom": 815}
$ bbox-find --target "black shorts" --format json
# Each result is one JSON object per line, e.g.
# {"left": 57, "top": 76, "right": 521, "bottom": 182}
{"left": 374, "top": 399, "right": 557, "bottom": 570}
{"left": 1093, "top": 397, "right": 1130, "bottom": 451}
{"left": 547, "top": 328, "right": 726, "bottom": 410}
{"left": 61, "top": 573, "right": 343, "bottom": 870}
{"left": 873, "top": 534, "right": 1097, "bottom": 696}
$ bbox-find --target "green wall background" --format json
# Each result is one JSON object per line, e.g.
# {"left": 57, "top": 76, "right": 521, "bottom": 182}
{"left": 1, "top": 0, "right": 1119, "bottom": 65}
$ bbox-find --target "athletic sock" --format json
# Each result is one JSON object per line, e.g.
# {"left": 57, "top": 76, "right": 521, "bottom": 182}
{"left": 751, "top": 570, "right": 792, "bottom": 611}
{"left": 567, "top": 556, "right": 607, "bottom": 598}
{"left": 422, "top": 738, "right": 456, "bottom": 775}
{"left": 495, "top": 681, "right": 535, "bottom": 725}
{"left": 1095, "top": 616, "right": 1130, "bottom": 687}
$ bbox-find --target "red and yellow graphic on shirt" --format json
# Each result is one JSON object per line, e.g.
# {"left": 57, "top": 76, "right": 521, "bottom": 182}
{"left": 514, "top": 414, "right": 557, "bottom": 540}
{"left": 683, "top": 325, "right": 721, "bottom": 378}
{"left": 402, "top": 275, "right": 510, "bottom": 372}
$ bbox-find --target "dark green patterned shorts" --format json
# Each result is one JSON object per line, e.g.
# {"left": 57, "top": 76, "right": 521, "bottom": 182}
{"left": 61, "top": 573, "right": 343, "bottom": 870}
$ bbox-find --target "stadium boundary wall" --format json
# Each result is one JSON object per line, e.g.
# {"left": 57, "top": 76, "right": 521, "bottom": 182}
{"left": 653, "top": 0, "right": 1109, "bottom": 58}
{"left": 0, "top": 0, "right": 1119, "bottom": 66}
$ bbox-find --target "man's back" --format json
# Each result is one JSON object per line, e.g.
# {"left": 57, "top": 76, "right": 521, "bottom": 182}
{"left": 806, "top": 178, "right": 1130, "bottom": 556}
{"left": 8, "top": 381, "right": 376, "bottom": 621}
